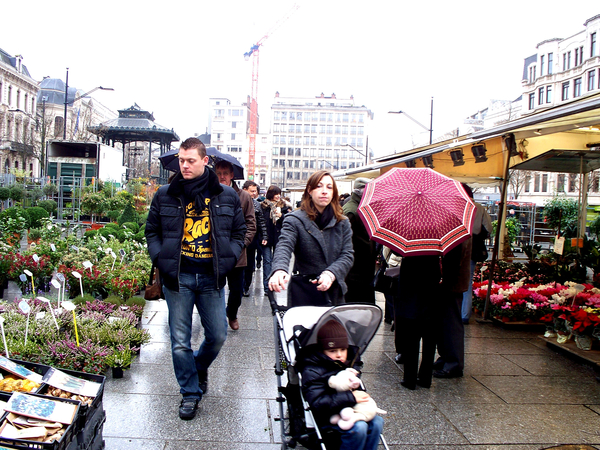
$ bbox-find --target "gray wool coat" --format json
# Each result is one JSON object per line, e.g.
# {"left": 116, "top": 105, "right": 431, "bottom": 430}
{"left": 270, "top": 209, "right": 354, "bottom": 297}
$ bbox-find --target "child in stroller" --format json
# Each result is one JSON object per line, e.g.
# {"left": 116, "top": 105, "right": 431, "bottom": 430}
{"left": 297, "top": 318, "right": 384, "bottom": 450}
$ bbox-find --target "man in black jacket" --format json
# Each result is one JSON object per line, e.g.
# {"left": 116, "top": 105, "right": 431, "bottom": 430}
{"left": 146, "top": 137, "right": 246, "bottom": 420}
{"left": 241, "top": 180, "right": 267, "bottom": 297}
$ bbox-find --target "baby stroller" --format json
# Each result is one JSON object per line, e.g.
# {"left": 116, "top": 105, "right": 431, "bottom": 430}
{"left": 268, "top": 291, "right": 390, "bottom": 449}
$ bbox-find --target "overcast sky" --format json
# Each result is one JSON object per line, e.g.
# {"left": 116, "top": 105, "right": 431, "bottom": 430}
{"left": 2, "top": 0, "right": 598, "bottom": 158}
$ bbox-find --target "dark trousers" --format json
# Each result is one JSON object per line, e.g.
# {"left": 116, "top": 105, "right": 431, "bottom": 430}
{"left": 397, "top": 317, "right": 436, "bottom": 386}
{"left": 243, "top": 247, "right": 257, "bottom": 292}
{"left": 435, "top": 291, "right": 465, "bottom": 373}
{"left": 226, "top": 267, "right": 245, "bottom": 320}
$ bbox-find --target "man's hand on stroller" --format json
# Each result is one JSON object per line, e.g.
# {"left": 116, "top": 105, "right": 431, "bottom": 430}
{"left": 269, "top": 270, "right": 289, "bottom": 292}
{"left": 312, "top": 271, "right": 336, "bottom": 292}
{"left": 352, "top": 390, "right": 371, "bottom": 403}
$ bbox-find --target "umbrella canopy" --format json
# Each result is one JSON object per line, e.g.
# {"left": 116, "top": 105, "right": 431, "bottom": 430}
{"left": 158, "top": 146, "right": 245, "bottom": 180}
{"left": 357, "top": 167, "right": 476, "bottom": 256}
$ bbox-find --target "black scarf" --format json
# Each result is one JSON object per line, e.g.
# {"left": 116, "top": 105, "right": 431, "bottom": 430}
{"left": 180, "top": 170, "right": 210, "bottom": 213}
{"left": 314, "top": 204, "right": 335, "bottom": 230}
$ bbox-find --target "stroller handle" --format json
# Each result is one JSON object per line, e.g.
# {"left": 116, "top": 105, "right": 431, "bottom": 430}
{"left": 267, "top": 289, "right": 287, "bottom": 315}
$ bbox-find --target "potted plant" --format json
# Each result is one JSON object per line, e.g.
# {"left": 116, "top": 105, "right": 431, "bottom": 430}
{"left": 105, "top": 345, "right": 134, "bottom": 378}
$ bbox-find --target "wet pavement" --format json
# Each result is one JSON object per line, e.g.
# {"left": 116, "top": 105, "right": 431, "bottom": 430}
{"left": 103, "top": 271, "right": 600, "bottom": 449}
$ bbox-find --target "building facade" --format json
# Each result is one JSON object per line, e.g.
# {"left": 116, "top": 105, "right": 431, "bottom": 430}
{"left": 270, "top": 92, "right": 373, "bottom": 189}
{"left": 0, "top": 50, "right": 40, "bottom": 177}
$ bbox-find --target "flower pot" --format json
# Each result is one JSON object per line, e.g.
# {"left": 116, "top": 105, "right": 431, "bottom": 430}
{"left": 556, "top": 333, "right": 569, "bottom": 344}
{"left": 574, "top": 335, "right": 592, "bottom": 351}
{"left": 112, "top": 367, "right": 124, "bottom": 379}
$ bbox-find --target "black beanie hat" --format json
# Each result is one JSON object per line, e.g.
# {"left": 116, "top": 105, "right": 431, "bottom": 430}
{"left": 317, "top": 319, "right": 348, "bottom": 350}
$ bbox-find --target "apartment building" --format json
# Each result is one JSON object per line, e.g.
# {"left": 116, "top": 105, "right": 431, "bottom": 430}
{"left": 270, "top": 92, "right": 373, "bottom": 189}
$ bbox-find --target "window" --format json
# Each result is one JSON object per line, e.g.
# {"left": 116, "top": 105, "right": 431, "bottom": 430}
{"left": 575, "top": 47, "right": 580, "bottom": 66}
{"left": 567, "top": 51, "right": 571, "bottom": 69}
{"left": 592, "top": 32, "right": 597, "bottom": 57}
{"left": 289, "top": 112, "right": 295, "bottom": 121}
{"left": 214, "top": 109, "right": 225, "bottom": 117}
{"left": 312, "top": 112, "right": 318, "bottom": 121}
{"left": 311, "top": 125, "right": 317, "bottom": 134}
{"left": 294, "top": 160, "right": 300, "bottom": 168}
{"left": 529, "top": 66, "right": 536, "bottom": 83}
{"left": 295, "top": 148, "right": 301, "bottom": 156}
{"left": 320, "top": 112, "right": 326, "bottom": 121}
{"left": 296, "top": 124, "right": 302, "bottom": 133}
{"left": 342, "top": 126, "right": 348, "bottom": 135}
{"left": 529, "top": 93, "right": 535, "bottom": 110}
{"left": 534, "top": 174, "right": 540, "bottom": 192}
{"left": 0, "top": 82, "right": 2, "bottom": 103}
{"left": 281, "top": 111, "right": 287, "bottom": 121}
{"left": 273, "top": 123, "right": 280, "bottom": 132}
{"left": 540, "top": 55, "right": 545, "bottom": 76}
{"left": 574, "top": 78, "right": 582, "bottom": 97}
{"left": 548, "top": 52, "right": 553, "bottom": 74}
{"left": 24, "top": 94, "right": 28, "bottom": 113}
{"left": 542, "top": 174, "right": 548, "bottom": 192}
{"left": 326, "top": 137, "right": 332, "bottom": 146}
{"left": 562, "top": 82, "right": 569, "bottom": 101}
{"left": 289, "top": 124, "right": 295, "bottom": 133}
{"left": 546, "top": 86, "right": 552, "bottom": 103}
{"left": 327, "top": 113, "right": 333, "bottom": 122}
{"left": 343, "top": 113, "right": 349, "bottom": 122}
{"left": 274, "top": 111, "right": 280, "bottom": 120}
{"left": 304, "top": 124, "right": 310, "bottom": 133}
{"left": 304, "top": 136, "right": 310, "bottom": 145}
{"left": 350, "top": 126, "right": 357, "bottom": 135}
{"left": 320, "top": 125, "right": 326, "bottom": 134}
{"left": 281, "top": 136, "right": 286, "bottom": 145}
{"left": 358, "top": 114, "right": 364, "bottom": 123}
{"left": 568, "top": 174, "right": 577, "bottom": 192}
{"left": 8, "top": 86, "right": 12, "bottom": 106}
{"left": 335, "top": 125, "right": 341, "bottom": 134}
{"left": 297, "top": 112, "right": 302, "bottom": 121}
{"left": 231, "top": 121, "right": 237, "bottom": 128}
{"left": 327, "top": 125, "right": 333, "bottom": 134}
{"left": 557, "top": 174, "right": 565, "bottom": 192}
{"left": 538, "top": 87, "right": 544, "bottom": 105}
{"left": 288, "top": 148, "right": 294, "bottom": 157}
{"left": 589, "top": 70, "right": 596, "bottom": 91}
{"left": 16, "top": 90, "right": 20, "bottom": 109}
{"left": 524, "top": 174, "right": 531, "bottom": 192}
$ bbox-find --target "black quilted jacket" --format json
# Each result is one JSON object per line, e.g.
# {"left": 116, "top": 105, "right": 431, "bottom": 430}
{"left": 145, "top": 169, "right": 246, "bottom": 291}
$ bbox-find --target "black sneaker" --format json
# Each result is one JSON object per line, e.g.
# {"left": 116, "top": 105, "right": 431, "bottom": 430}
{"left": 198, "top": 370, "right": 208, "bottom": 395}
{"left": 242, "top": 290, "right": 250, "bottom": 297}
{"left": 179, "top": 397, "right": 200, "bottom": 420}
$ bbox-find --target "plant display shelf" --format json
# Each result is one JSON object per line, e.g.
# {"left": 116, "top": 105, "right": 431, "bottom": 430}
{"left": 539, "top": 335, "right": 600, "bottom": 370}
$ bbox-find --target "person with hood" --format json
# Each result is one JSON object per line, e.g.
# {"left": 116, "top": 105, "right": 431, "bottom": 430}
{"left": 342, "top": 178, "right": 377, "bottom": 304}
{"left": 268, "top": 170, "right": 354, "bottom": 306}
{"left": 145, "top": 137, "right": 246, "bottom": 420}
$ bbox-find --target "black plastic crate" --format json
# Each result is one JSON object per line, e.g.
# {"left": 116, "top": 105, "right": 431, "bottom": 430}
{"left": 0, "top": 392, "right": 80, "bottom": 450}
{"left": 0, "top": 359, "right": 50, "bottom": 396}
{"left": 74, "top": 404, "right": 104, "bottom": 449}
{"left": 37, "top": 369, "right": 105, "bottom": 434}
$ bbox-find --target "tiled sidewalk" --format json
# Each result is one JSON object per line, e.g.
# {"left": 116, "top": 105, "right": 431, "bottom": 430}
{"left": 103, "top": 272, "right": 600, "bottom": 449}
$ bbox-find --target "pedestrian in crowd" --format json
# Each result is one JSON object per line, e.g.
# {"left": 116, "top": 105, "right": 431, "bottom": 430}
{"left": 250, "top": 185, "right": 265, "bottom": 270}
{"left": 460, "top": 184, "right": 493, "bottom": 324}
{"left": 298, "top": 319, "right": 384, "bottom": 450}
{"left": 242, "top": 180, "right": 267, "bottom": 297}
{"left": 342, "top": 178, "right": 377, "bottom": 304}
{"left": 433, "top": 237, "right": 472, "bottom": 379}
{"left": 145, "top": 137, "right": 246, "bottom": 420}
{"left": 260, "top": 185, "right": 292, "bottom": 295}
{"left": 395, "top": 254, "right": 441, "bottom": 390}
{"left": 214, "top": 161, "right": 256, "bottom": 331}
{"left": 339, "top": 192, "right": 350, "bottom": 206}
{"left": 268, "top": 170, "right": 354, "bottom": 306}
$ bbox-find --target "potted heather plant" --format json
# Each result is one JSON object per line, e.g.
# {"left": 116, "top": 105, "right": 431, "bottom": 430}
{"left": 105, "top": 345, "right": 134, "bottom": 378}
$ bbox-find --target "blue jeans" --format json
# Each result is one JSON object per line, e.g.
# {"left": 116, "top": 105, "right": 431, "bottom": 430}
{"left": 163, "top": 272, "right": 227, "bottom": 399}
{"left": 333, "top": 416, "right": 384, "bottom": 450}
{"left": 461, "top": 260, "right": 477, "bottom": 322}
{"left": 262, "top": 246, "right": 274, "bottom": 291}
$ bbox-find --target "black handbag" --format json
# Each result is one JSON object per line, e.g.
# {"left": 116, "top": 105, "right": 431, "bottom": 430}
{"left": 288, "top": 274, "right": 334, "bottom": 307}
{"left": 372, "top": 266, "right": 396, "bottom": 295}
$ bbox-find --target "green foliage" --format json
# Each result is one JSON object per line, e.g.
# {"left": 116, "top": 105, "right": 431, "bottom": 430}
{"left": 73, "top": 293, "right": 97, "bottom": 305}
{"left": 28, "top": 228, "right": 42, "bottom": 241}
{"left": 42, "top": 183, "right": 58, "bottom": 197}
{"left": 126, "top": 296, "right": 146, "bottom": 308}
{"left": 118, "top": 203, "right": 137, "bottom": 226}
{"left": 107, "top": 210, "right": 121, "bottom": 221}
{"left": 590, "top": 215, "right": 600, "bottom": 241}
{"left": 84, "top": 229, "right": 98, "bottom": 240}
{"left": 105, "top": 346, "right": 133, "bottom": 368}
{"left": 9, "top": 185, "right": 24, "bottom": 201}
{"left": 0, "top": 207, "right": 28, "bottom": 238}
{"left": 37, "top": 200, "right": 58, "bottom": 215}
{"left": 81, "top": 192, "right": 106, "bottom": 217}
{"left": 28, "top": 188, "right": 44, "bottom": 203}
{"left": 542, "top": 196, "right": 579, "bottom": 237}
{"left": 492, "top": 216, "right": 521, "bottom": 245}
{"left": 0, "top": 187, "right": 10, "bottom": 202}
{"left": 137, "top": 212, "right": 148, "bottom": 226}
{"left": 122, "top": 222, "right": 140, "bottom": 233}
{"left": 104, "top": 295, "right": 123, "bottom": 306}
{"left": 24, "top": 206, "right": 50, "bottom": 229}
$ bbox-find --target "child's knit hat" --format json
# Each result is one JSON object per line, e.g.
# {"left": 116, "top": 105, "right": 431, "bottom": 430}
{"left": 317, "top": 319, "right": 348, "bottom": 350}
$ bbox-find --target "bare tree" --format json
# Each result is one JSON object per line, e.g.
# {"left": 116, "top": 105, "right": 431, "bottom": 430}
{"left": 508, "top": 169, "right": 531, "bottom": 200}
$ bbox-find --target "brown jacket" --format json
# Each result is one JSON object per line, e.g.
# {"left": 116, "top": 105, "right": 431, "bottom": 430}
{"left": 441, "top": 238, "right": 472, "bottom": 293}
{"left": 233, "top": 183, "right": 256, "bottom": 267}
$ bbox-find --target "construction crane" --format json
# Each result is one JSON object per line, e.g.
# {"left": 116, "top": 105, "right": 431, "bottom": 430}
{"left": 243, "top": 3, "right": 299, "bottom": 181}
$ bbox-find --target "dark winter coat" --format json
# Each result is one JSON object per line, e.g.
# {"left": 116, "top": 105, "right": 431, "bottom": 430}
{"left": 248, "top": 198, "right": 267, "bottom": 249}
{"left": 271, "top": 209, "right": 354, "bottom": 295}
{"left": 298, "top": 345, "right": 363, "bottom": 427}
{"left": 145, "top": 169, "right": 246, "bottom": 291}
{"left": 232, "top": 183, "right": 256, "bottom": 268}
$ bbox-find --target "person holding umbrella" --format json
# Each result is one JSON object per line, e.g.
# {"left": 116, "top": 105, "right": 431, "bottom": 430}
{"left": 214, "top": 161, "right": 256, "bottom": 331}
{"left": 268, "top": 170, "right": 354, "bottom": 306}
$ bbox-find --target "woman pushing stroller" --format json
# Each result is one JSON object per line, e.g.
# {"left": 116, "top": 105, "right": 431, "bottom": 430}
{"left": 298, "top": 318, "right": 384, "bottom": 450}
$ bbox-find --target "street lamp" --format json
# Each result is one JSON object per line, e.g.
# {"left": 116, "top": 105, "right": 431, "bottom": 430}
{"left": 63, "top": 68, "right": 114, "bottom": 139}
{"left": 389, "top": 97, "right": 434, "bottom": 145}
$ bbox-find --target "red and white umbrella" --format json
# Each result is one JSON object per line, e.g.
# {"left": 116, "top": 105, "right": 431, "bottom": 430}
{"left": 357, "top": 167, "right": 476, "bottom": 256}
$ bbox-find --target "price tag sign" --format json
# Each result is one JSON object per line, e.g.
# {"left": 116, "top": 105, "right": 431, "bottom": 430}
{"left": 554, "top": 236, "right": 565, "bottom": 255}
{"left": 32, "top": 254, "right": 40, "bottom": 263}
{"left": 71, "top": 271, "right": 82, "bottom": 279}
{"left": 71, "top": 245, "right": 80, "bottom": 253}
{"left": 51, "top": 279, "right": 61, "bottom": 289}
{"left": 23, "top": 269, "right": 33, "bottom": 277}
{"left": 56, "top": 273, "right": 65, "bottom": 283}
{"left": 83, "top": 261, "right": 93, "bottom": 270}
{"left": 119, "top": 249, "right": 126, "bottom": 257}
{"left": 19, "top": 274, "right": 27, "bottom": 282}
{"left": 18, "top": 300, "right": 30, "bottom": 314}
{"left": 50, "top": 244, "right": 56, "bottom": 252}
{"left": 100, "top": 236, "right": 107, "bottom": 243}
{"left": 36, "top": 312, "right": 46, "bottom": 320}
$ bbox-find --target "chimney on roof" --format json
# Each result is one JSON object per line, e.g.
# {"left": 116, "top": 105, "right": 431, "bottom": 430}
{"left": 331, "top": 93, "right": 336, "bottom": 99}
{"left": 320, "top": 92, "right": 324, "bottom": 98}
{"left": 15, "top": 55, "right": 23, "bottom": 73}
{"left": 275, "top": 91, "right": 279, "bottom": 98}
